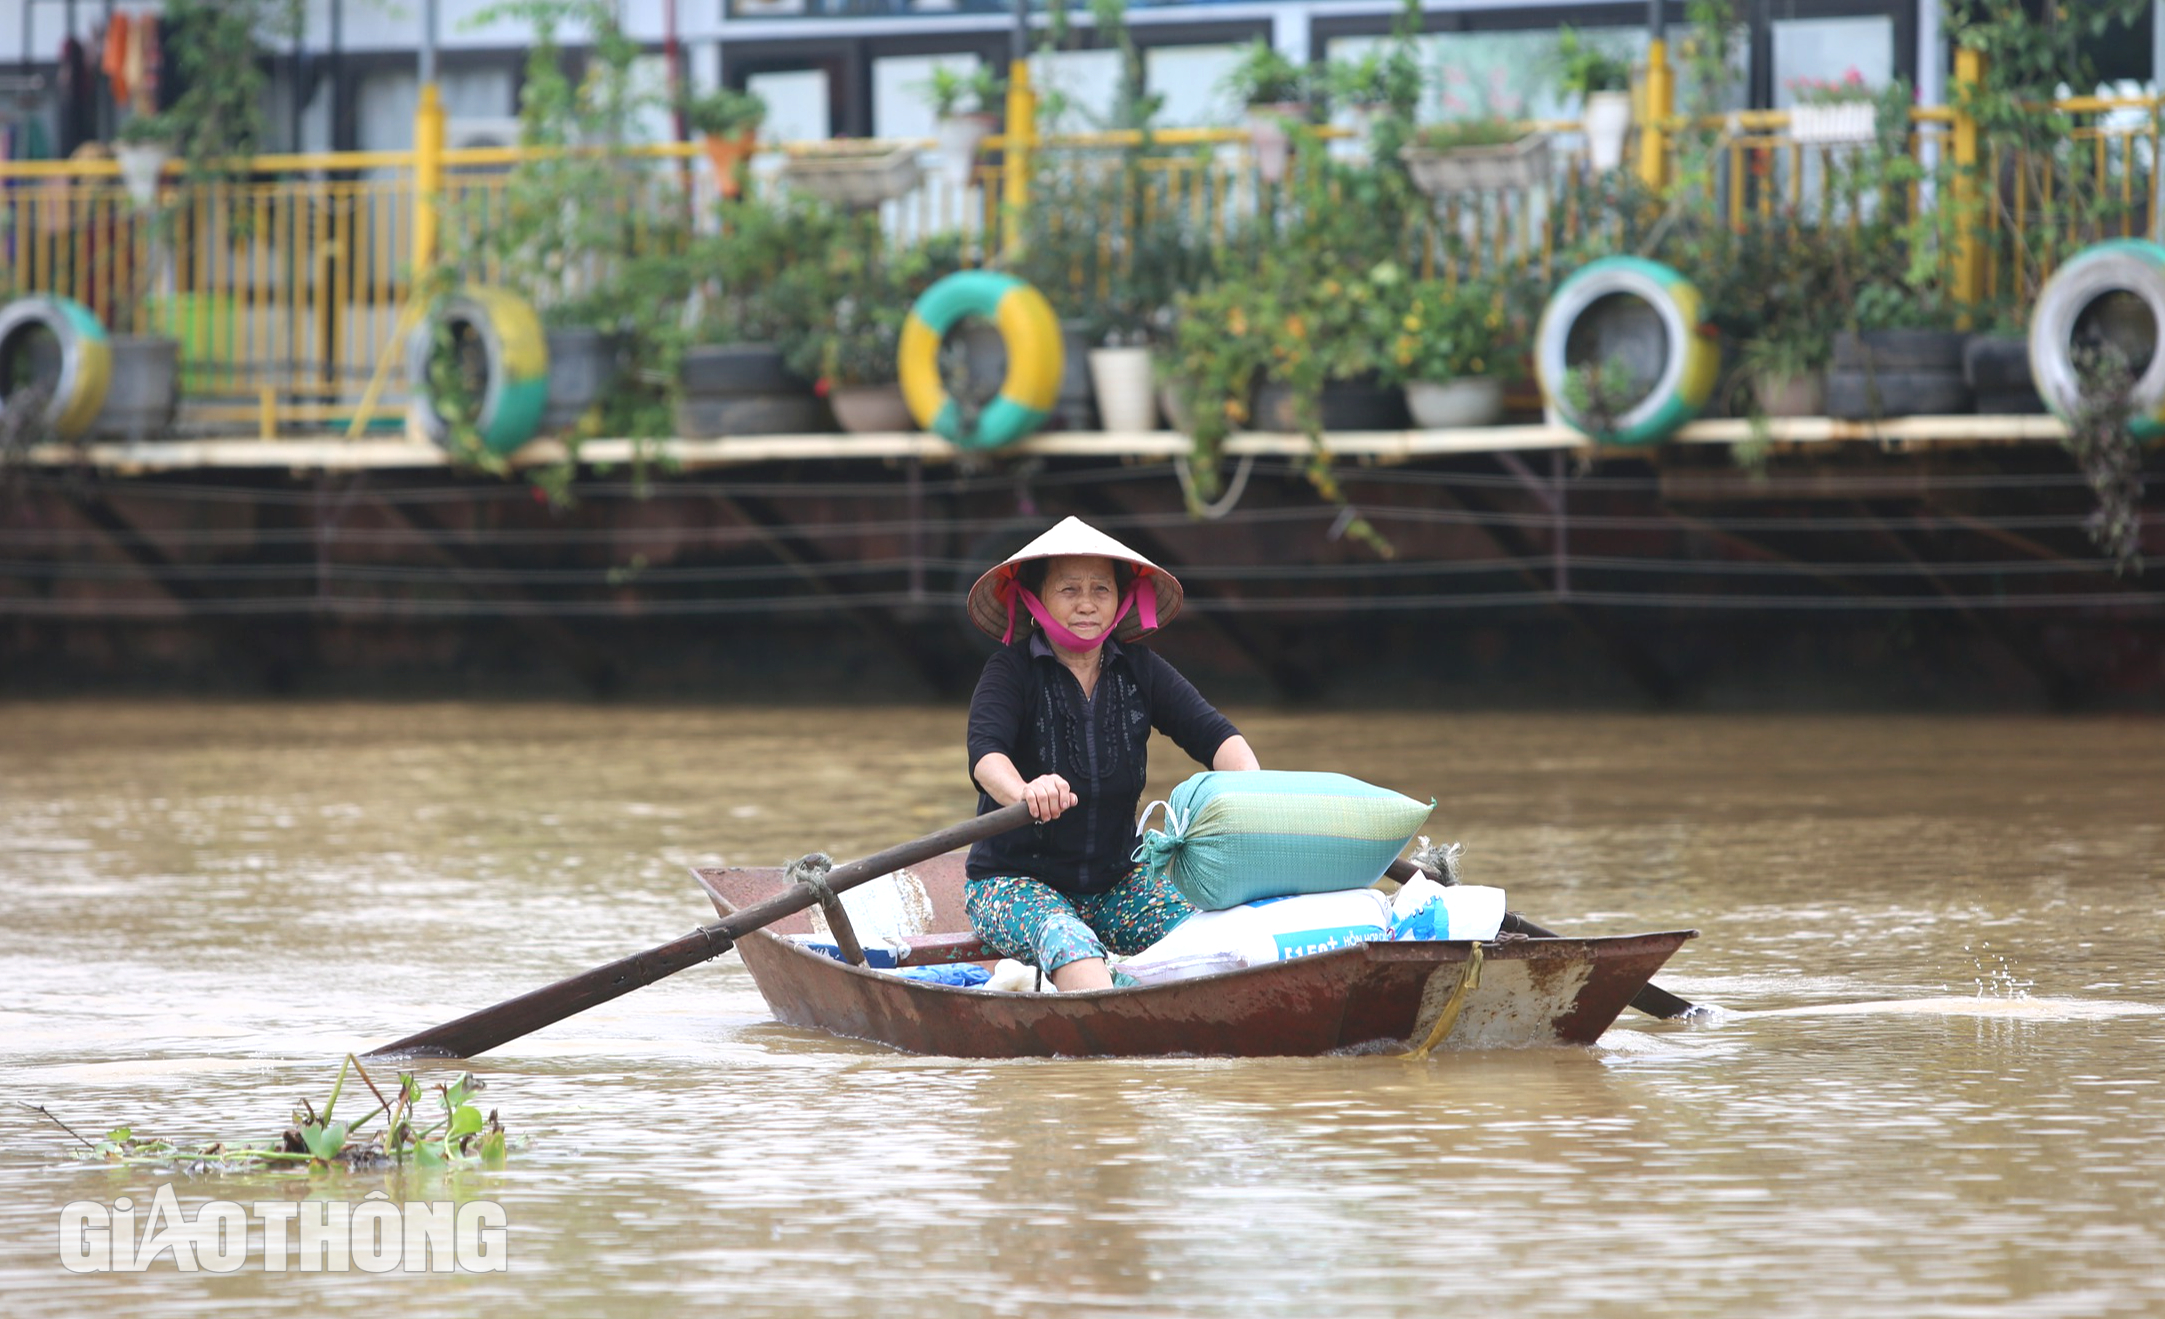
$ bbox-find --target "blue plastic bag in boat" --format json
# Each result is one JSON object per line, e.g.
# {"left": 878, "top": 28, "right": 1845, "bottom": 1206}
{"left": 790, "top": 937, "right": 903, "bottom": 968}
{"left": 893, "top": 964, "right": 991, "bottom": 987}
{"left": 1132, "top": 770, "right": 1435, "bottom": 911}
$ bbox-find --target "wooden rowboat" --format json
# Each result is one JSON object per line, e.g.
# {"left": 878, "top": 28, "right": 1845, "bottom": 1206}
{"left": 693, "top": 856, "right": 1695, "bottom": 1059}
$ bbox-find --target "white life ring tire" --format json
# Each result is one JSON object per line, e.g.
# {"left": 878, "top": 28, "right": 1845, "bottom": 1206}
{"left": 1534, "top": 256, "right": 1719, "bottom": 446}
{"left": 2029, "top": 239, "right": 2165, "bottom": 439}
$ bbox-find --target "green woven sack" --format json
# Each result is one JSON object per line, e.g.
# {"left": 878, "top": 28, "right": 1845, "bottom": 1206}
{"left": 1132, "top": 770, "right": 1435, "bottom": 911}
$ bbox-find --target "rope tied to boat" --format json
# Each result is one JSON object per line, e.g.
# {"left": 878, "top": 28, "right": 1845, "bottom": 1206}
{"left": 787, "top": 851, "right": 837, "bottom": 907}
{"left": 1404, "top": 943, "right": 1484, "bottom": 1061}
{"left": 1410, "top": 836, "right": 1463, "bottom": 886}
{"left": 1129, "top": 799, "right": 1191, "bottom": 885}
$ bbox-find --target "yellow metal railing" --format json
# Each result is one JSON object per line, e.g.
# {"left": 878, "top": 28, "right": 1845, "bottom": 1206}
{"left": 1, "top": 58, "right": 2155, "bottom": 438}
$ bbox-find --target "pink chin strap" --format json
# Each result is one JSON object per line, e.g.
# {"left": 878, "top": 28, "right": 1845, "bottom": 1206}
{"left": 1000, "top": 569, "right": 1160, "bottom": 647}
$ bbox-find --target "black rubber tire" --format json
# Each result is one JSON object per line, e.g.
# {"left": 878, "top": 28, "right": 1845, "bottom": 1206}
{"left": 1963, "top": 335, "right": 2034, "bottom": 391}
{"left": 1974, "top": 388, "right": 2048, "bottom": 415}
{"left": 1825, "top": 370, "right": 1974, "bottom": 419}
{"left": 673, "top": 393, "right": 826, "bottom": 437}
{"left": 540, "top": 327, "right": 620, "bottom": 434}
{"left": 679, "top": 344, "right": 800, "bottom": 396}
{"left": 1831, "top": 330, "right": 1968, "bottom": 374}
{"left": 1254, "top": 377, "right": 1411, "bottom": 431}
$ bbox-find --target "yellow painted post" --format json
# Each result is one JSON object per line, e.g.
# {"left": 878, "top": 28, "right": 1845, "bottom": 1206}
{"left": 1637, "top": 38, "right": 1673, "bottom": 192}
{"left": 1950, "top": 47, "right": 1984, "bottom": 312}
{"left": 1001, "top": 59, "right": 1035, "bottom": 259}
{"left": 413, "top": 81, "right": 446, "bottom": 277}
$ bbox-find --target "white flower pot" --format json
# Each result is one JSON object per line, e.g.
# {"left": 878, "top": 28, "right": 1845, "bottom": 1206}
{"left": 1789, "top": 102, "right": 1876, "bottom": 145}
{"left": 1400, "top": 135, "right": 1552, "bottom": 196}
{"left": 113, "top": 141, "right": 169, "bottom": 211}
{"left": 1246, "top": 104, "right": 1304, "bottom": 184}
{"left": 935, "top": 112, "right": 996, "bottom": 187}
{"left": 1088, "top": 346, "right": 1158, "bottom": 433}
{"left": 1582, "top": 90, "right": 1633, "bottom": 172}
{"left": 1405, "top": 378, "right": 1505, "bottom": 429}
{"left": 780, "top": 146, "right": 923, "bottom": 208}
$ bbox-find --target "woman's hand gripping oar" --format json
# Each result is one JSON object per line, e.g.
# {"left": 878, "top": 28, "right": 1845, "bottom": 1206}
{"left": 366, "top": 803, "right": 1033, "bottom": 1061}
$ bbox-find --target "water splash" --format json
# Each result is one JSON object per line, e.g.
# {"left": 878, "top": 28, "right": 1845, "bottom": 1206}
{"left": 1964, "top": 941, "right": 2035, "bottom": 1001}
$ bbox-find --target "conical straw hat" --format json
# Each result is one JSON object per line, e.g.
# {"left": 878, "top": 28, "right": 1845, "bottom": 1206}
{"left": 965, "top": 515, "right": 1185, "bottom": 642}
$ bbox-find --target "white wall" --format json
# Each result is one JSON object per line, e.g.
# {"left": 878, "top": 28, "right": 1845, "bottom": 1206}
{"left": 1033, "top": 48, "right": 1123, "bottom": 133}
{"left": 353, "top": 66, "right": 516, "bottom": 153}
{"left": 1147, "top": 43, "right": 1247, "bottom": 129}
{"left": 871, "top": 52, "right": 986, "bottom": 140}
{"left": 747, "top": 68, "right": 830, "bottom": 143}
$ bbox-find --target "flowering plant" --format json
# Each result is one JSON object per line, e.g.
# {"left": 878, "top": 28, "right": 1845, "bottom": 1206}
{"left": 1383, "top": 278, "right": 1514, "bottom": 383}
{"left": 1789, "top": 68, "right": 1874, "bottom": 106}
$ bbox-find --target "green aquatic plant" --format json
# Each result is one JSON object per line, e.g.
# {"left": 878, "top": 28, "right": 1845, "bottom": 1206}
{"left": 1560, "top": 357, "right": 1645, "bottom": 436}
{"left": 26, "top": 1055, "right": 517, "bottom": 1175}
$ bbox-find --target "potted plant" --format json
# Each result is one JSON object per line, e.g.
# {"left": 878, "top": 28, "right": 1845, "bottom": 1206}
{"left": 682, "top": 85, "right": 767, "bottom": 200}
{"left": 1826, "top": 282, "right": 1972, "bottom": 419}
{"left": 921, "top": 64, "right": 1005, "bottom": 188}
{"left": 110, "top": 111, "right": 174, "bottom": 212}
{"left": 1787, "top": 68, "right": 1877, "bottom": 146}
{"left": 1221, "top": 40, "right": 1310, "bottom": 184}
{"left": 94, "top": 118, "right": 181, "bottom": 441}
{"left": 1249, "top": 259, "right": 1411, "bottom": 432}
{"left": 1738, "top": 323, "right": 1830, "bottom": 418}
{"left": 1400, "top": 117, "right": 1550, "bottom": 195}
{"left": 1325, "top": 48, "right": 1394, "bottom": 149}
{"left": 793, "top": 231, "right": 963, "bottom": 435}
{"left": 1556, "top": 26, "right": 1634, "bottom": 172}
{"left": 781, "top": 142, "right": 924, "bottom": 209}
{"left": 814, "top": 312, "right": 913, "bottom": 433}
{"left": 1385, "top": 278, "right": 1513, "bottom": 428}
{"left": 676, "top": 197, "right": 854, "bottom": 437}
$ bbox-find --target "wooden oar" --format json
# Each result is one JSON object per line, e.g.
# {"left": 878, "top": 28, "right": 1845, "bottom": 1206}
{"left": 366, "top": 803, "right": 1034, "bottom": 1060}
{"left": 1384, "top": 857, "right": 1700, "bottom": 1020}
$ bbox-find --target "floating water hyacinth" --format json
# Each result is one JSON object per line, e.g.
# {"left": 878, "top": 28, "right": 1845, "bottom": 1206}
{"left": 25, "top": 1055, "right": 519, "bottom": 1175}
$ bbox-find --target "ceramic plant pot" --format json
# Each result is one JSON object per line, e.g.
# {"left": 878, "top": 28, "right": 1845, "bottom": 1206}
{"left": 1583, "top": 90, "right": 1633, "bottom": 172}
{"left": 830, "top": 383, "right": 915, "bottom": 434}
{"left": 1089, "top": 346, "right": 1158, "bottom": 432}
{"left": 1405, "top": 377, "right": 1505, "bottom": 429}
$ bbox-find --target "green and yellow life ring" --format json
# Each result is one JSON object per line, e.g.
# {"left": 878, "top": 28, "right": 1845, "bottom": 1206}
{"left": 405, "top": 286, "right": 550, "bottom": 456}
{"left": 0, "top": 295, "right": 113, "bottom": 441}
{"left": 899, "top": 271, "right": 1063, "bottom": 450}
{"left": 1535, "top": 256, "right": 1719, "bottom": 447}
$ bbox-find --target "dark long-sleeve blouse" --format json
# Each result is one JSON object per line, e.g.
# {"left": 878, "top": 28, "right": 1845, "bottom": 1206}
{"left": 965, "top": 634, "right": 1239, "bottom": 895}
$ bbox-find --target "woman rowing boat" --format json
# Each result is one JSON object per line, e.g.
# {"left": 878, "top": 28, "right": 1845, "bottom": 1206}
{"left": 961, "top": 517, "right": 1260, "bottom": 991}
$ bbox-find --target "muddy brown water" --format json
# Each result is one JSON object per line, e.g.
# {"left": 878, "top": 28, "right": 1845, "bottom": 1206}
{"left": 2, "top": 703, "right": 2161, "bottom": 1316}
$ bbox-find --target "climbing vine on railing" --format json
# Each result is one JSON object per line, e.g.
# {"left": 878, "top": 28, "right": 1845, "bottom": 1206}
{"left": 1948, "top": 0, "right": 2154, "bottom": 304}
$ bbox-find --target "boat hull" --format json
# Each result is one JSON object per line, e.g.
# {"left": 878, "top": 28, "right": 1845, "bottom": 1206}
{"left": 693, "top": 859, "right": 1694, "bottom": 1059}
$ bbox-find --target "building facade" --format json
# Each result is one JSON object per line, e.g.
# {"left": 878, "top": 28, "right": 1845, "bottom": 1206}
{"left": 7, "top": 0, "right": 2157, "bottom": 161}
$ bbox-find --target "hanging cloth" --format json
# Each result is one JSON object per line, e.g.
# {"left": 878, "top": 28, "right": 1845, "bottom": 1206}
{"left": 103, "top": 15, "right": 133, "bottom": 106}
{"left": 128, "top": 16, "right": 159, "bottom": 115}
{"left": 57, "top": 37, "right": 90, "bottom": 157}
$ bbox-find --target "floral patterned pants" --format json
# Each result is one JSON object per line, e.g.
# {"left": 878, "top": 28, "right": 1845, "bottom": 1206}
{"left": 964, "top": 865, "right": 1194, "bottom": 974}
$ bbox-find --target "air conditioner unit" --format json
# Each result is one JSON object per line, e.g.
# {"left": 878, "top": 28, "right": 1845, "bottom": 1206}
{"left": 446, "top": 117, "right": 524, "bottom": 152}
